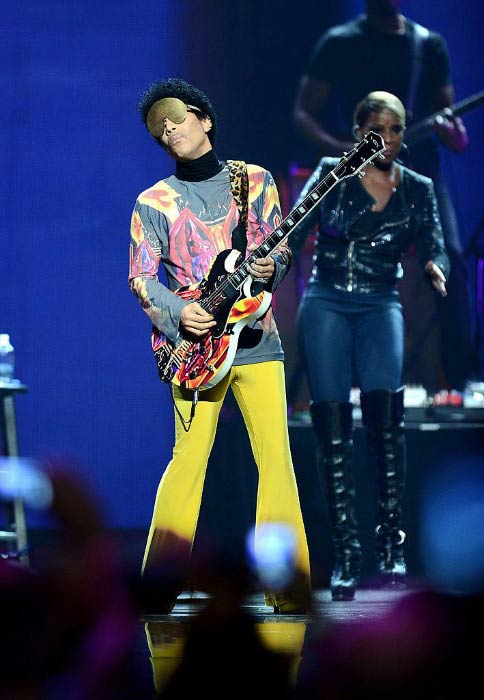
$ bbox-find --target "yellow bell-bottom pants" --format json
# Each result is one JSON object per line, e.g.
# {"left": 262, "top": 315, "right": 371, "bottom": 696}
{"left": 142, "top": 360, "right": 311, "bottom": 608}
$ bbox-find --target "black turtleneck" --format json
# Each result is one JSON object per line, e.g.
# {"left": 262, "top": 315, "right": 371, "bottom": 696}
{"left": 175, "top": 150, "right": 224, "bottom": 182}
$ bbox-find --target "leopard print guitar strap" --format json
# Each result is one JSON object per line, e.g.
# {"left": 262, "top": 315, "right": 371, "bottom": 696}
{"left": 227, "top": 159, "right": 249, "bottom": 254}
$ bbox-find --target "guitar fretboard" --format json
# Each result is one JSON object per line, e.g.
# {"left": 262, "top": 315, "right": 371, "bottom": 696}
{"left": 228, "top": 171, "right": 340, "bottom": 290}
{"left": 199, "top": 131, "right": 384, "bottom": 312}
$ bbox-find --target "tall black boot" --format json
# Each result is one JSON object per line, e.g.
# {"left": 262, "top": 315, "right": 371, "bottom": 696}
{"left": 360, "top": 387, "right": 407, "bottom": 587}
{"left": 310, "top": 401, "right": 362, "bottom": 601}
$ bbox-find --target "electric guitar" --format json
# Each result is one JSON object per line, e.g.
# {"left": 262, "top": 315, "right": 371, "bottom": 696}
{"left": 153, "top": 131, "right": 385, "bottom": 391}
{"left": 405, "top": 89, "right": 484, "bottom": 148}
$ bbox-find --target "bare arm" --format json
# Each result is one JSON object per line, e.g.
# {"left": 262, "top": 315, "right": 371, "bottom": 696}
{"left": 293, "top": 76, "right": 354, "bottom": 157}
{"left": 430, "top": 84, "right": 469, "bottom": 153}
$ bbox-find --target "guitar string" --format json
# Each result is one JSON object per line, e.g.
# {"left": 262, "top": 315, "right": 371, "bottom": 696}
{"left": 198, "top": 142, "right": 382, "bottom": 311}
{"left": 167, "top": 169, "right": 342, "bottom": 378}
{"left": 166, "top": 137, "right": 383, "bottom": 376}
{"left": 195, "top": 176, "right": 339, "bottom": 311}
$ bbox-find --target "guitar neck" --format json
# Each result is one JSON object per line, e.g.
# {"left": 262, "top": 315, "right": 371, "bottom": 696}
{"left": 228, "top": 171, "right": 340, "bottom": 289}
{"left": 197, "top": 131, "right": 384, "bottom": 310}
{"left": 405, "top": 89, "right": 484, "bottom": 147}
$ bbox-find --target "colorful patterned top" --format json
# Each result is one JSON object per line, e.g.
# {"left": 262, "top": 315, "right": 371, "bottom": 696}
{"left": 129, "top": 163, "right": 291, "bottom": 366}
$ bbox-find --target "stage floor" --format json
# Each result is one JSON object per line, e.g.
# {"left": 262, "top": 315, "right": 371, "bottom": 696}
{"left": 142, "top": 586, "right": 411, "bottom": 624}
{"left": 139, "top": 586, "right": 416, "bottom": 695}
{"left": 135, "top": 581, "right": 484, "bottom": 698}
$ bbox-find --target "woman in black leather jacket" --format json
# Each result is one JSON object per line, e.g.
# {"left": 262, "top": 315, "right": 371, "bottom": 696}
{"left": 289, "top": 91, "right": 449, "bottom": 601}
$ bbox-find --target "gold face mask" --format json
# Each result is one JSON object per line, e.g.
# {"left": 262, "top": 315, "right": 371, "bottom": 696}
{"left": 146, "top": 98, "right": 201, "bottom": 137}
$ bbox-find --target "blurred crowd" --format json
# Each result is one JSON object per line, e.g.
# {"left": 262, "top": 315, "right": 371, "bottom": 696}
{"left": 1, "top": 457, "right": 483, "bottom": 699}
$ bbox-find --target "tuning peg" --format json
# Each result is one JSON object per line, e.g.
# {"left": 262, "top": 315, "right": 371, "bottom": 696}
{"left": 358, "top": 171, "right": 366, "bottom": 178}
{"left": 379, "top": 153, "right": 385, "bottom": 159}
{"left": 343, "top": 152, "right": 348, "bottom": 156}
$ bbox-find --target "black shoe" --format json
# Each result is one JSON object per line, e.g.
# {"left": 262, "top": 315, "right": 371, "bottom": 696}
{"left": 273, "top": 602, "right": 309, "bottom": 614}
{"left": 310, "top": 401, "right": 362, "bottom": 603}
{"left": 139, "top": 597, "right": 177, "bottom": 616}
{"left": 376, "top": 525, "right": 407, "bottom": 589}
{"left": 378, "top": 558, "right": 408, "bottom": 589}
{"left": 330, "top": 560, "right": 358, "bottom": 601}
{"left": 331, "top": 580, "right": 357, "bottom": 601}
{"left": 361, "top": 389, "right": 408, "bottom": 592}
{"left": 379, "top": 573, "right": 407, "bottom": 589}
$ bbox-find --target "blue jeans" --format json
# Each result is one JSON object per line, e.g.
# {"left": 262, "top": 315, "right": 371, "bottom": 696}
{"left": 297, "top": 284, "right": 404, "bottom": 403}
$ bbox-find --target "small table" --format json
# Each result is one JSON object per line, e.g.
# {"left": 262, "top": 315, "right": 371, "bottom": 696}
{"left": 0, "top": 379, "right": 29, "bottom": 563}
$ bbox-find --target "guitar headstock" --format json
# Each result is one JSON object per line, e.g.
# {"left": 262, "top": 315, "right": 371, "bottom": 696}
{"left": 334, "top": 131, "right": 385, "bottom": 180}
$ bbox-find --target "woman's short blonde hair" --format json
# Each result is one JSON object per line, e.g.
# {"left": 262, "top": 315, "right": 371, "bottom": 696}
{"left": 353, "top": 91, "right": 406, "bottom": 128}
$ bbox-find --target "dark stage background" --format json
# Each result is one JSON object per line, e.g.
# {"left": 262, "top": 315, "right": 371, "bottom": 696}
{"left": 2, "top": 1, "right": 483, "bottom": 533}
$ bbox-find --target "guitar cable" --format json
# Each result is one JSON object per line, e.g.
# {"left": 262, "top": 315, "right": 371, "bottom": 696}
{"left": 170, "top": 385, "right": 199, "bottom": 432}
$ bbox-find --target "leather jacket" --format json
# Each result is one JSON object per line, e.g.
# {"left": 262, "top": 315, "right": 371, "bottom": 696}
{"left": 288, "top": 158, "right": 450, "bottom": 294}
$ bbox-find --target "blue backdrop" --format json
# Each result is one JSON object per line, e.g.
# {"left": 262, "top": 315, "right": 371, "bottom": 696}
{"left": 2, "top": 1, "right": 483, "bottom": 529}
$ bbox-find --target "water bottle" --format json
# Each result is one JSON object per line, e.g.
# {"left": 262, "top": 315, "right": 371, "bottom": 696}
{"left": 0, "top": 333, "right": 15, "bottom": 381}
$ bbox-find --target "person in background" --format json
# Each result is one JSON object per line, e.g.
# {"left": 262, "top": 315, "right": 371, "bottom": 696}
{"left": 129, "top": 78, "right": 311, "bottom": 614}
{"left": 289, "top": 91, "right": 449, "bottom": 600}
{"left": 293, "top": 0, "right": 474, "bottom": 392}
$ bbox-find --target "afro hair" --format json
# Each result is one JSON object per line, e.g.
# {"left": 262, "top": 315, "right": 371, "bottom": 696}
{"left": 137, "top": 77, "right": 217, "bottom": 144}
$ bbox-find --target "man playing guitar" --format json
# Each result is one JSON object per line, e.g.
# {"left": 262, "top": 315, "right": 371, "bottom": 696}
{"left": 129, "top": 77, "right": 312, "bottom": 614}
